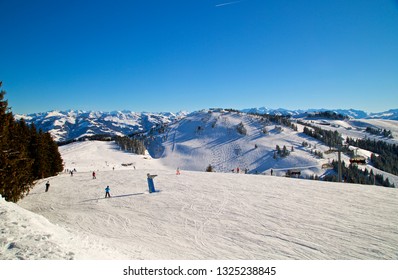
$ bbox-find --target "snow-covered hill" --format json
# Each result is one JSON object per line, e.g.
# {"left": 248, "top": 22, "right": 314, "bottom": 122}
{"left": 242, "top": 107, "right": 398, "bottom": 120}
{"left": 149, "top": 110, "right": 329, "bottom": 176}
{"left": 146, "top": 110, "right": 398, "bottom": 186}
{"left": 14, "top": 110, "right": 186, "bottom": 142}
{"left": 1, "top": 141, "right": 397, "bottom": 260}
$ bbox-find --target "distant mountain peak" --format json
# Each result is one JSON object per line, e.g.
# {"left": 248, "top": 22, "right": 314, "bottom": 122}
{"left": 15, "top": 110, "right": 187, "bottom": 142}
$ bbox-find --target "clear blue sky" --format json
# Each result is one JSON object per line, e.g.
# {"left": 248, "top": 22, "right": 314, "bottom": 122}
{"left": 1, "top": 0, "right": 398, "bottom": 114}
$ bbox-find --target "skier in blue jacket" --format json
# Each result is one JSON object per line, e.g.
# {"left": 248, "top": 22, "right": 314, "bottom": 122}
{"left": 105, "top": 186, "right": 111, "bottom": 198}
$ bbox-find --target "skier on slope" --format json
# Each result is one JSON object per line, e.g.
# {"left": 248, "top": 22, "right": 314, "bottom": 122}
{"left": 92, "top": 171, "right": 96, "bottom": 179}
{"left": 45, "top": 181, "right": 50, "bottom": 192}
{"left": 105, "top": 186, "right": 111, "bottom": 198}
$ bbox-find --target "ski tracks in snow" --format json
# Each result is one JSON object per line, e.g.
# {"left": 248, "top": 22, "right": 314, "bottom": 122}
{"left": 15, "top": 141, "right": 398, "bottom": 260}
{"left": 177, "top": 175, "right": 231, "bottom": 258}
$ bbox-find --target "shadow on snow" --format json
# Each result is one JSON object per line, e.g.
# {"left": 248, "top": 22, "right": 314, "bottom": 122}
{"left": 79, "top": 192, "right": 145, "bottom": 202}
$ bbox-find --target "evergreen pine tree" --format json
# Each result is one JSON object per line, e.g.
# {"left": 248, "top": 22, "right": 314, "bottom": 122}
{"left": 0, "top": 86, "right": 34, "bottom": 201}
{"left": 0, "top": 83, "right": 63, "bottom": 202}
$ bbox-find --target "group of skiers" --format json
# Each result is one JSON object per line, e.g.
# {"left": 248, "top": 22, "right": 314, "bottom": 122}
{"left": 90, "top": 171, "right": 112, "bottom": 198}
{"left": 48, "top": 169, "right": 112, "bottom": 198}
{"left": 46, "top": 166, "right": 167, "bottom": 197}
{"left": 90, "top": 171, "right": 112, "bottom": 197}
{"left": 65, "top": 168, "right": 77, "bottom": 176}
{"left": 231, "top": 167, "right": 249, "bottom": 174}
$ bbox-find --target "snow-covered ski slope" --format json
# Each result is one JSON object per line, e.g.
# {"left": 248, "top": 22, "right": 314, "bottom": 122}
{"left": 148, "top": 110, "right": 398, "bottom": 185}
{"left": 2, "top": 141, "right": 397, "bottom": 260}
{"left": 152, "top": 110, "right": 329, "bottom": 175}
{"left": 0, "top": 194, "right": 126, "bottom": 260}
{"left": 299, "top": 117, "right": 398, "bottom": 145}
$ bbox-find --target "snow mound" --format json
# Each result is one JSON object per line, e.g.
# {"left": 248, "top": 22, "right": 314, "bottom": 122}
{"left": 0, "top": 195, "right": 126, "bottom": 260}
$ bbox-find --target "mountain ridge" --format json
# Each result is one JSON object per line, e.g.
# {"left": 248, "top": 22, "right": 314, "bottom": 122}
{"left": 241, "top": 107, "right": 398, "bottom": 120}
{"left": 14, "top": 108, "right": 398, "bottom": 142}
{"left": 14, "top": 110, "right": 187, "bottom": 142}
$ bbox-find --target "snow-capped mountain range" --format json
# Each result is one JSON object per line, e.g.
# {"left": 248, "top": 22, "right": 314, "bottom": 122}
{"left": 15, "top": 110, "right": 187, "bottom": 142}
{"left": 241, "top": 107, "right": 398, "bottom": 120}
{"left": 14, "top": 108, "right": 398, "bottom": 142}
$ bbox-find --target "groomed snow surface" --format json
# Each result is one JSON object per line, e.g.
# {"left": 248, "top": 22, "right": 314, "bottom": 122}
{"left": 1, "top": 141, "right": 397, "bottom": 260}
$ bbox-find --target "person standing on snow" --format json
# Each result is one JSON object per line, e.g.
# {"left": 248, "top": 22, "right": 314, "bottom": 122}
{"left": 105, "top": 186, "right": 111, "bottom": 198}
{"left": 92, "top": 171, "right": 96, "bottom": 179}
{"left": 45, "top": 181, "right": 50, "bottom": 192}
